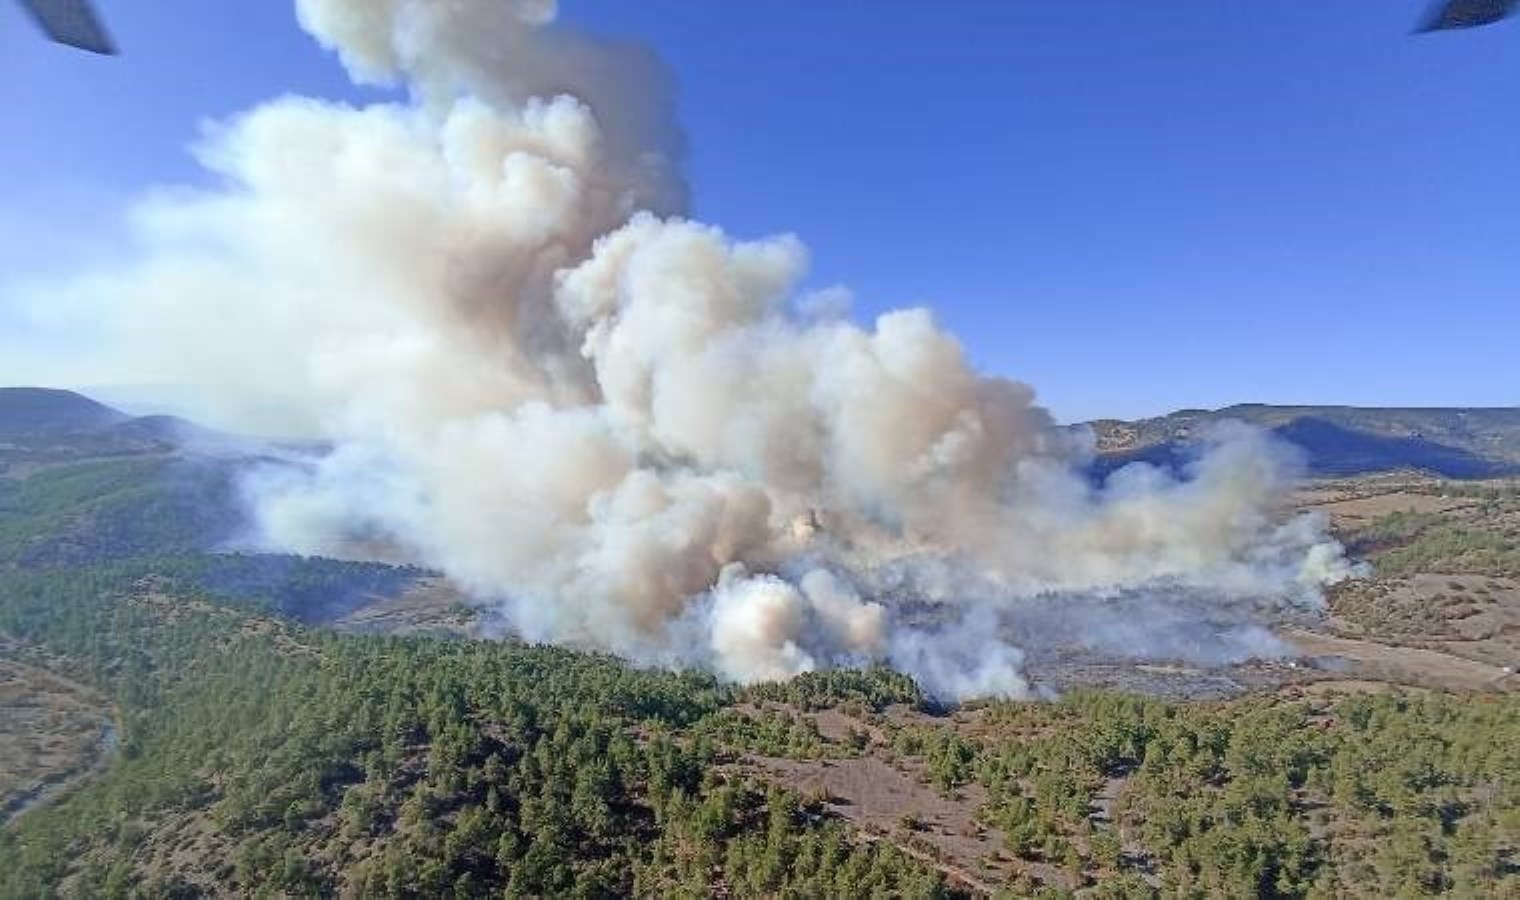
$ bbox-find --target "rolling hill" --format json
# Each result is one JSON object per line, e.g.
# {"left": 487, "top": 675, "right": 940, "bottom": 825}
{"left": 8, "top": 388, "right": 1520, "bottom": 481}
{"left": 0, "top": 387, "right": 127, "bottom": 436}
{"left": 0, "top": 388, "right": 204, "bottom": 471}
{"left": 1087, "top": 404, "right": 1520, "bottom": 478}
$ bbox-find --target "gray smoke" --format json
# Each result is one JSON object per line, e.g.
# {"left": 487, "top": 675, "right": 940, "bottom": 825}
{"left": 11, "top": 0, "right": 1358, "bottom": 698}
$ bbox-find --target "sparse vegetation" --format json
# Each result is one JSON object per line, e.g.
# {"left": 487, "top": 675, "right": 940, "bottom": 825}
{"left": 1343, "top": 490, "right": 1520, "bottom": 579}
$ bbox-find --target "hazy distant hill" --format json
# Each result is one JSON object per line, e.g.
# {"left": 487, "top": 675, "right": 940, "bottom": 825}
{"left": 1088, "top": 404, "right": 1520, "bottom": 478}
{"left": 0, "top": 387, "right": 429, "bottom": 622}
{"left": 8, "top": 388, "right": 1520, "bottom": 481}
{"left": 0, "top": 388, "right": 187, "bottom": 468}
{"left": 0, "top": 388, "right": 244, "bottom": 567}
{"left": 0, "top": 387, "right": 128, "bottom": 437}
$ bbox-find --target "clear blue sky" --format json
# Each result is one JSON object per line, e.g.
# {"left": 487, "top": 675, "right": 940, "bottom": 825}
{"left": 2, "top": 1, "right": 1516, "bottom": 421}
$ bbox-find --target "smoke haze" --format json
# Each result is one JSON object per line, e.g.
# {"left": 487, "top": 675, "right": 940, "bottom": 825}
{"left": 12, "top": 0, "right": 1358, "bottom": 698}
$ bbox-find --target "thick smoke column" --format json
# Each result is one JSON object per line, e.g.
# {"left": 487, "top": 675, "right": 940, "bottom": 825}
{"left": 47, "top": 0, "right": 1355, "bottom": 698}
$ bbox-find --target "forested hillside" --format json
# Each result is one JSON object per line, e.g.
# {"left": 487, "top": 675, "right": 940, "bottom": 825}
{"left": 1, "top": 562, "right": 1515, "bottom": 897}
{"left": 0, "top": 566, "right": 949, "bottom": 897}
{"left": 1, "top": 392, "right": 1516, "bottom": 896}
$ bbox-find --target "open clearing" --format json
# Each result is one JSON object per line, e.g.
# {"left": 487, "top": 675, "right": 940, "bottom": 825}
{"left": 1284, "top": 627, "right": 1515, "bottom": 693}
{"left": 0, "top": 656, "right": 117, "bottom": 825}
{"left": 731, "top": 703, "right": 1080, "bottom": 894}
{"left": 738, "top": 752, "right": 1020, "bottom": 893}
{"left": 1297, "top": 490, "right": 1473, "bottom": 528}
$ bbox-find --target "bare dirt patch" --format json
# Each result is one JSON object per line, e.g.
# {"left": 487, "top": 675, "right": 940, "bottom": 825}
{"left": 1300, "top": 491, "right": 1472, "bottom": 529}
{"left": 1282, "top": 628, "right": 1516, "bottom": 693}
{"left": 732, "top": 702, "right": 1081, "bottom": 896}
{"left": 0, "top": 658, "right": 117, "bottom": 825}
{"left": 331, "top": 576, "right": 479, "bottom": 637}
{"left": 737, "top": 752, "right": 1025, "bottom": 893}
{"left": 1329, "top": 574, "right": 1519, "bottom": 666}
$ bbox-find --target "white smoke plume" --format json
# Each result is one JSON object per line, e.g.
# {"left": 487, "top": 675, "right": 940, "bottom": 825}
{"left": 21, "top": 0, "right": 1358, "bottom": 698}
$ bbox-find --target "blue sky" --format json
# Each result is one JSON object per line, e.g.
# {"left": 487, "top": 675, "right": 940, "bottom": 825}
{"left": 1, "top": 1, "right": 1516, "bottom": 421}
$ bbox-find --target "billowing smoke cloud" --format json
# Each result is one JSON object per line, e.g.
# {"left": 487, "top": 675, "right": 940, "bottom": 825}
{"left": 702, "top": 567, "right": 887, "bottom": 685}
{"left": 19, "top": 0, "right": 1358, "bottom": 698}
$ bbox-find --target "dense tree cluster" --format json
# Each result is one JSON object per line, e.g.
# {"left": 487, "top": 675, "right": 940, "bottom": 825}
{"left": 935, "top": 692, "right": 1516, "bottom": 897}
{"left": 740, "top": 669, "right": 923, "bottom": 713}
{"left": 0, "top": 568, "right": 951, "bottom": 898}
{"left": 0, "top": 458, "right": 236, "bottom": 568}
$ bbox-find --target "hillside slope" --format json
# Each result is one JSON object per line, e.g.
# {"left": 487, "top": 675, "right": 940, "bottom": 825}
{"left": 11, "top": 389, "right": 1518, "bottom": 481}
{"left": 0, "top": 388, "right": 127, "bottom": 438}
{"left": 0, "top": 388, "right": 200, "bottom": 472}
{"left": 1088, "top": 405, "right": 1520, "bottom": 477}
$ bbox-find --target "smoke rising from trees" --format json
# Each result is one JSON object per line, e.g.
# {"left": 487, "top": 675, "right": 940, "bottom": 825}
{"left": 24, "top": 0, "right": 1358, "bottom": 697}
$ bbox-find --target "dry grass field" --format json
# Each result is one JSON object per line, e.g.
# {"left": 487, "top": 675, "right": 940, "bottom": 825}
{"left": 1299, "top": 475, "right": 1520, "bottom": 688}
{"left": 0, "top": 655, "right": 115, "bottom": 825}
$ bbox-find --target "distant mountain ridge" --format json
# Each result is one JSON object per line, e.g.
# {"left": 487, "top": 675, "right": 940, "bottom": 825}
{"left": 0, "top": 387, "right": 228, "bottom": 471}
{"left": 0, "top": 387, "right": 128, "bottom": 436}
{"left": 1087, "top": 404, "right": 1520, "bottom": 478}
{"left": 5, "top": 389, "right": 1519, "bottom": 480}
